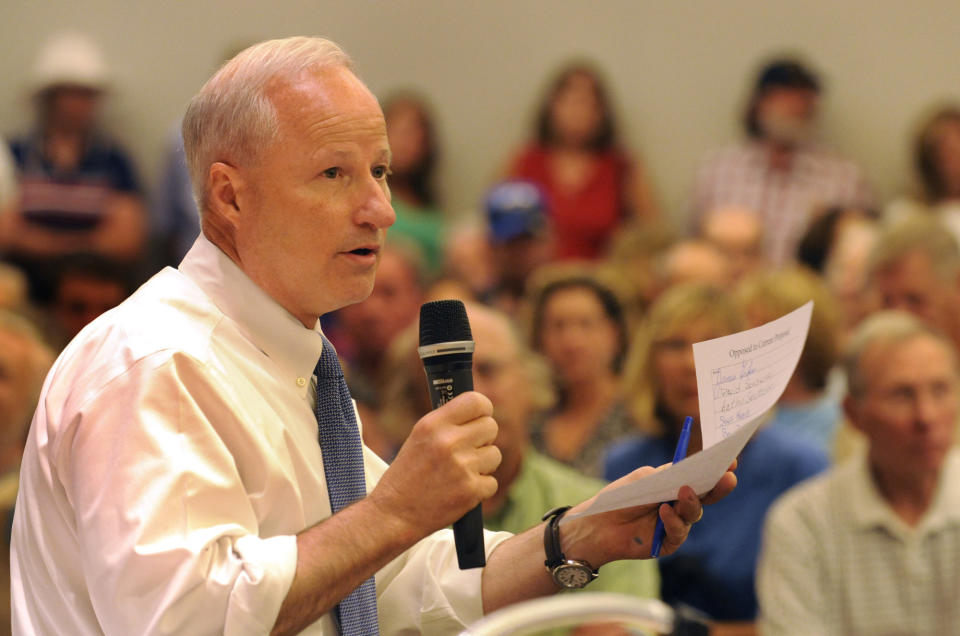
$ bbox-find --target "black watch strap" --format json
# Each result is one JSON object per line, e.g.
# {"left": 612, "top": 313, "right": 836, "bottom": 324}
{"left": 542, "top": 506, "right": 572, "bottom": 568}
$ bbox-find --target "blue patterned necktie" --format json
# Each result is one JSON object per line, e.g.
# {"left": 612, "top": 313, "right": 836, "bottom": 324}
{"left": 315, "top": 337, "right": 380, "bottom": 635}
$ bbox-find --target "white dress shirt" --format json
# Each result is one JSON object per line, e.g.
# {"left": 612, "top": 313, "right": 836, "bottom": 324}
{"left": 11, "top": 235, "right": 510, "bottom": 635}
{"left": 757, "top": 449, "right": 960, "bottom": 636}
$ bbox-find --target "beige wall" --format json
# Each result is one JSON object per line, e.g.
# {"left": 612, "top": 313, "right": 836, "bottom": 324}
{"left": 2, "top": 0, "right": 959, "bottom": 226}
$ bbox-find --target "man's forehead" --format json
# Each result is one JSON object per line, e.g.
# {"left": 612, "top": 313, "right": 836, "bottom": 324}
{"left": 269, "top": 65, "right": 386, "bottom": 136}
{"left": 863, "top": 334, "right": 958, "bottom": 386}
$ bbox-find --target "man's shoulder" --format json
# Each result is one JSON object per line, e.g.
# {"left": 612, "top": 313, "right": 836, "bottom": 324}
{"left": 51, "top": 267, "right": 224, "bottom": 396}
{"left": 525, "top": 450, "right": 607, "bottom": 495}
{"left": 765, "top": 460, "right": 848, "bottom": 531}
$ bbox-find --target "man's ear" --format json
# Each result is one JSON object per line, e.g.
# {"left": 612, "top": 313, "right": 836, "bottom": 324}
{"left": 206, "top": 161, "right": 244, "bottom": 227}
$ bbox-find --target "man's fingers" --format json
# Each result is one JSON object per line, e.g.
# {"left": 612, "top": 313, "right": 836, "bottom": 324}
{"left": 701, "top": 470, "right": 738, "bottom": 506}
{"left": 673, "top": 486, "right": 703, "bottom": 524}
{"left": 471, "top": 442, "right": 502, "bottom": 476}
{"left": 439, "top": 391, "right": 494, "bottom": 422}
{"left": 458, "top": 415, "right": 498, "bottom": 448}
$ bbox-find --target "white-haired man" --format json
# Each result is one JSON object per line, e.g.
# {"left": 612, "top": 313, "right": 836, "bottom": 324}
{"left": 11, "top": 37, "right": 732, "bottom": 635}
{"left": 757, "top": 311, "right": 960, "bottom": 635}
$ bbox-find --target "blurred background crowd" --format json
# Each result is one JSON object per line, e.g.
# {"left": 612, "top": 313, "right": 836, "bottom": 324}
{"left": 2, "top": 3, "right": 960, "bottom": 634}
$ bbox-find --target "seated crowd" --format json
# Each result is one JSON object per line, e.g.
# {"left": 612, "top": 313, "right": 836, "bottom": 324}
{"left": 2, "top": 32, "right": 960, "bottom": 636}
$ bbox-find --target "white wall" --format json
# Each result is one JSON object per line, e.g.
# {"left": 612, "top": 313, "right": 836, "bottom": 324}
{"left": 2, "top": 0, "right": 959, "bottom": 225}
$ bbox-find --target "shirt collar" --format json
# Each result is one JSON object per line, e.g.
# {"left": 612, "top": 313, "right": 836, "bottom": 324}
{"left": 847, "top": 448, "right": 960, "bottom": 538}
{"left": 178, "top": 234, "right": 326, "bottom": 384}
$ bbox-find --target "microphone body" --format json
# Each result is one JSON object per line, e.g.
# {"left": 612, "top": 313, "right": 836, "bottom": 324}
{"left": 418, "top": 301, "right": 486, "bottom": 570}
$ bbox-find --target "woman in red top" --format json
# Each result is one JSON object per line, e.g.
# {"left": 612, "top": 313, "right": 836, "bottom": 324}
{"left": 507, "top": 62, "right": 658, "bottom": 260}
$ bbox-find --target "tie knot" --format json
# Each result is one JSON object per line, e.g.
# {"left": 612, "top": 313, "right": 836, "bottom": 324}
{"left": 316, "top": 337, "right": 344, "bottom": 380}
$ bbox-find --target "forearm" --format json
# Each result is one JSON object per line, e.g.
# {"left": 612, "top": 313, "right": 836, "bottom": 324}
{"left": 271, "top": 496, "right": 422, "bottom": 635}
{"left": 481, "top": 523, "right": 556, "bottom": 614}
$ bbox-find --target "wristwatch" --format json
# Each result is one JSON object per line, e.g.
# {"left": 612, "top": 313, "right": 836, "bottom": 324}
{"left": 542, "top": 506, "right": 599, "bottom": 589}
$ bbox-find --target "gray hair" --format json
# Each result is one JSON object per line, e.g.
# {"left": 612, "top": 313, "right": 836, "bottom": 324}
{"left": 844, "top": 310, "right": 956, "bottom": 399}
{"left": 869, "top": 214, "right": 960, "bottom": 282}
{"left": 182, "top": 36, "right": 354, "bottom": 214}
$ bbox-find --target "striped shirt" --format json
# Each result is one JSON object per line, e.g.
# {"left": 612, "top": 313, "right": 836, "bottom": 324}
{"left": 692, "top": 142, "right": 874, "bottom": 265}
{"left": 756, "top": 449, "right": 960, "bottom": 635}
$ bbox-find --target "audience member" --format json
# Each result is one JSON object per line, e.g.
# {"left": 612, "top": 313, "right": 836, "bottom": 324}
{"left": 382, "top": 92, "right": 447, "bottom": 273}
{"left": 606, "top": 283, "right": 827, "bottom": 624}
{"left": 152, "top": 125, "right": 201, "bottom": 267}
{"left": 699, "top": 205, "right": 766, "bottom": 283}
{"left": 465, "top": 302, "right": 661, "bottom": 599}
{"left": 603, "top": 219, "right": 677, "bottom": 325}
{"left": 440, "top": 221, "right": 497, "bottom": 302}
{"left": 758, "top": 311, "right": 960, "bottom": 635}
{"left": 332, "top": 241, "right": 426, "bottom": 403}
{"left": 528, "top": 273, "right": 632, "bottom": 477}
{"left": 506, "top": 62, "right": 658, "bottom": 260}
{"left": 867, "top": 214, "right": 960, "bottom": 350}
{"left": 886, "top": 105, "right": 960, "bottom": 245}
{"left": 0, "top": 311, "right": 54, "bottom": 634}
{"left": 657, "top": 239, "right": 732, "bottom": 292}
{"left": 819, "top": 213, "right": 880, "bottom": 343}
{"left": 737, "top": 266, "right": 843, "bottom": 454}
{"left": 484, "top": 180, "right": 554, "bottom": 317}
{"left": 0, "top": 144, "right": 17, "bottom": 221}
{"left": 2, "top": 33, "right": 147, "bottom": 304}
{"left": 691, "top": 58, "right": 873, "bottom": 266}
{"left": 49, "top": 252, "right": 135, "bottom": 347}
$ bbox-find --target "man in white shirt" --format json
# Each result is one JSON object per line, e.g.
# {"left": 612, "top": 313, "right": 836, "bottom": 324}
{"left": 757, "top": 311, "right": 960, "bottom": 635}
{"left": 11, "top": 37, "right": 733, "bottom": 635}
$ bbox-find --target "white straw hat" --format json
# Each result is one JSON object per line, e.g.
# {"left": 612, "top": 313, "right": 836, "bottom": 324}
{"left": 31, "top": 32, "right": 110, "bottom": 94}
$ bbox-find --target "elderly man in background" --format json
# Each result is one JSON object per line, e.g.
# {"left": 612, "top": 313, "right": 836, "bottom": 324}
{"left": 12, "top": 37, "right": 730, "bottom": 635}
{"left": 868, "top": 214, "right": 960, "bottom": 351}
{"left": 757, "top": 311, "right": 960, "bottom": 635}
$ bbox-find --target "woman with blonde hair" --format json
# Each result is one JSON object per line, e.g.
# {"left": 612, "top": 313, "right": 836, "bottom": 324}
{"left": 605, "top": 283, "right": 827, "bottom": 626}
{"left": 736, "top": 265, "right": 844, "bottom": 454}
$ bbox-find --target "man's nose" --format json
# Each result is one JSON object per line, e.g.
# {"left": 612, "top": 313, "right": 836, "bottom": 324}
{"left": 356, "top": 178, "right": 395, "bottom": 230}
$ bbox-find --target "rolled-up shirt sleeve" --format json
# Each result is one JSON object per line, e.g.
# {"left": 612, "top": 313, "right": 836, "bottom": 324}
{"left": 55, "top": 351, "right": 298, "bottom": 635}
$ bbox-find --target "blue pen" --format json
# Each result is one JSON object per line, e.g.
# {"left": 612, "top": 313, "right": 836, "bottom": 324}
{"left": 650, "top": 415, "right": 693, "bottom": 558}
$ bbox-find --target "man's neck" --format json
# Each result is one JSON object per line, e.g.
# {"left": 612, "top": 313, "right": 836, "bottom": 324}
{"left": 871, "top": 463, "right": 941, "bottom": 527}
{"left": 764, "top": 141, "right": 797, "bottom": 172}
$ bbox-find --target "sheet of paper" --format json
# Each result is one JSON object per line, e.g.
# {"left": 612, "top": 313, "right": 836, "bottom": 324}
{"left": 696, "top": 301, "right": 813, "bottom": 449}
{"left": 563, "top": 302, "right": 813, "bottom": 523}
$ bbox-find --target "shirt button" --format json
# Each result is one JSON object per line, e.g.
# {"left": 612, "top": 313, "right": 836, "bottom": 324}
{"left": 296, "top": 377, "right": 307, "bottom": 387}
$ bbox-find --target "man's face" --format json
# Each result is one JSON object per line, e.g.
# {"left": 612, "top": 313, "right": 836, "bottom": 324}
{"left": 873, "top": 251, "right": 952, "bottom": 330}
{"left": 54, "top": 275, "right": 127, "bottom": 339}
{"left": 232, "top": 65, "right": 394, "bottom": 325}
{"left": 469, "top": 308, "right": 530, "bottom": 458}
{"left": 338, "top": 248, "right": 422, "bottom": 358}
{"left": 756, "top": 87, "right": 818, "bottom": 146}
{"left": 848, "top": 335, "right": 958, "bottom": 485}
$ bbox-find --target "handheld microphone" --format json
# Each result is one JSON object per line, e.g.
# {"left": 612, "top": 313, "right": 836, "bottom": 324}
{"left": 418, "top": 299, "right": 486, "bottom": 570}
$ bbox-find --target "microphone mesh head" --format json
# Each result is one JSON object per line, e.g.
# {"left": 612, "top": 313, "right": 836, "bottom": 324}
{"left": 419, "top": 300, "right": 473, "bottom": 346}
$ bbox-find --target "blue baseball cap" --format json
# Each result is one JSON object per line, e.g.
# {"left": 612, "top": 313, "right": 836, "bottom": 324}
{"left": 485, "top": 180, "right": 548, "bottom": 243}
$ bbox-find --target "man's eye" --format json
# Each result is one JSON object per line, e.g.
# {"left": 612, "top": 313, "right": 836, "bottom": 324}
{"left": 323, "top": 168, "right": 340, "bottom": 179}
{"left": 372, "top": 165, "right": 391, "bottom": 179}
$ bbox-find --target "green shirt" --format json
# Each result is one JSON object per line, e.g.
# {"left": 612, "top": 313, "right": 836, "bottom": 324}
{"left": 389, "top": 198, "right": 445, "bottom": 274}
{"left": 485, "top": 450, "right": 660, "bottom": 599}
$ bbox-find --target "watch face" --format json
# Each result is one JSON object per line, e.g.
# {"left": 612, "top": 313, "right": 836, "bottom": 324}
{"left": 554, "top": 563, "right": 594, "bottom": 589}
